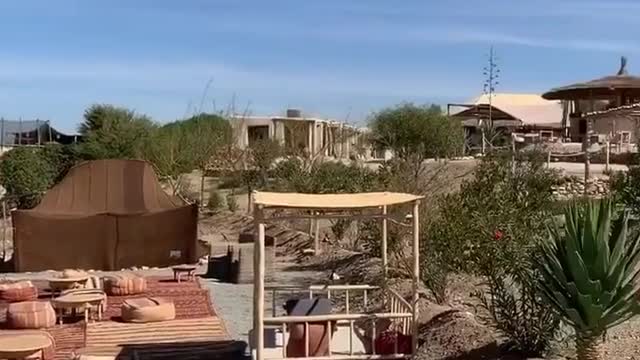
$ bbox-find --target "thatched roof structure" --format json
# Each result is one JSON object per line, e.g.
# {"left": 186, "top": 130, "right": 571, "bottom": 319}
{"left": 542, "top": 56, "right": 640, "bottom": 100}
{"left": 543, "top": 57, "right": 640, "bottom": 100}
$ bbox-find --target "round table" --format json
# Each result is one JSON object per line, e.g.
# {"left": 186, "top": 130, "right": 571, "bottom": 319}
{"left": 172, "top": 266, "right": 197, "bottom": 283}
{"left": 52, "top": 292, "right": 105, "bottom": 324}
{"left": 48, "top": 276, "right": 89, "bottom": 296}
{"left": 0, "top": 332, "right": 52, "bottom": 359}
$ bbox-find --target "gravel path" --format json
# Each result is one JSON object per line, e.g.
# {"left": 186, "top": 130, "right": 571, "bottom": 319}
{"left": 202, "top": 257, "right": 326, "bottom": 343}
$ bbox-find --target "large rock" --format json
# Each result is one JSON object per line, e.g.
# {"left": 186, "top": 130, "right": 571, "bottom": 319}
{"left": 416, "top": 307, "right": 498, "bottom": 360}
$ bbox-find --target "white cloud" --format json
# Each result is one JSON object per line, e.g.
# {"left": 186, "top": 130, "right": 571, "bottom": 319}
{"left": 0, "top": 57, "right": 469, "bottom": 100}
{"left": 422, "top": 29, "right": 640, "bottom": 53}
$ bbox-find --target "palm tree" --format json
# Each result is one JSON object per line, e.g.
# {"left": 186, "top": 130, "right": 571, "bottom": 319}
{"left": 540, "top": 199, "right": 640, "bottom": 360}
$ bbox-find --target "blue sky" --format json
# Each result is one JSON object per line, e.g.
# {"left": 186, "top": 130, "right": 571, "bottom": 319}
{"left": 1, "top": 0, "right": 639, "bottom": 132}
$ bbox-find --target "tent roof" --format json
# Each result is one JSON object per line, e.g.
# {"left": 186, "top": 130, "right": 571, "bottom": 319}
{"left": 452, "top": 93, "right": 563, "bottom": 127}
{"left": 253, "top": 191, "right": 423, "bottom": 209}
{"left": 30, "top": 159, "right": 185, "bottom": 215}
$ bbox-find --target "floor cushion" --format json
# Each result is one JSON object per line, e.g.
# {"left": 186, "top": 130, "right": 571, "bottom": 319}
{"left": 286, "top": 323, "right": 332, "bottom": 357}
{"left": 62, "top": 269, "right": 89, "bottom": 279}
{"left": 0, "top": 330, "right": 55, "bottom": 360}
{"left": 121, "top": 297, "right": 175, "bottom": 323}
{"left": 6, "top": 301, "right": 56, "bottom": 329}
{"left": 104, "top": 274, "right": 147, "bottom": 296}
{"left": 0, "top": 280, "right": 38, "bottom": 302}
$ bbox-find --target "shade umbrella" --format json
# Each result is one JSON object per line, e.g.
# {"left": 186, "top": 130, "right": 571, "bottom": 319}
{"left": 543, "top": 57, "right": 640, "bottom": 100}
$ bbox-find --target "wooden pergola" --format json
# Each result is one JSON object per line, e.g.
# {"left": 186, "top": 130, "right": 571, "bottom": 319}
{"left": 252, "top": 191, "right": 424, "bottom": 360}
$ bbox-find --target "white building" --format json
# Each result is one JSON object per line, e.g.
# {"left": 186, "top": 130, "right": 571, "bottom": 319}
{"left": 231, "top": 109, "right": 371, "bottom": 160}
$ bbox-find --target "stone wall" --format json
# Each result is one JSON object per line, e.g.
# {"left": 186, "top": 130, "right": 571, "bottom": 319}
{"left": 552, "top": 176, "right": 610, "bottom": 199}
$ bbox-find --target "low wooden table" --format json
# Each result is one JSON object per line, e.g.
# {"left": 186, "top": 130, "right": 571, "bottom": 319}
{"left": 172, "top": 266, "right": 197, "bottom": 283}
{"left": 52, "top": 292, "right": 105, "bottom": 324}
{"left": 48, "top": 276, "right": 89, "bottom": 297}
{"left": 0, "top": 332, "right": 52, "bottom": 359}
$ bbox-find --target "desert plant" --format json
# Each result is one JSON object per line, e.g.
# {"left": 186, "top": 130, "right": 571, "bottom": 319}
{"left": 540, "top": 199, "right": 640, "bottom": 360}
{"left": 425, "top": 152, "right": 563, "bottom": 353}
{"left": 0, "top": 147, "right": 58, "bottom": 208}
{"left": 206, "top": 191, "right": 225, "bottom": 212}
{"left": 226, "top": 193, "right": 239, "bottom": 212}
{"left": 476, "top": 262, "right": 562, "bottom": 357}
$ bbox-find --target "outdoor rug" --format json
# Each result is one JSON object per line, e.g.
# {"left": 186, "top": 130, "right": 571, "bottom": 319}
{"left": 0, "top": 276, "right": 220, "bottom": 360}
{"left": 85, "top": 316, "right": 229, "bottom": 346}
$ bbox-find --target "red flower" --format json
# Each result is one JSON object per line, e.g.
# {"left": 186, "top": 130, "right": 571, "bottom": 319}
{"left": 494, "top": 229, "right": 504, "bottom": 241}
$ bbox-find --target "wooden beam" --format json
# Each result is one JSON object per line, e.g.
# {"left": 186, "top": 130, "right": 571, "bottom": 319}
{"left": 253, "top": 205, "right": 265, "bottom": 360}
{"left": 411, "top": 201, "right": 420, "bottom": 357}
{"left": 263, "top": 312, "right": 412, "bottom": 324}
{"left": 381, "top": 205, "right": 388, "bottom": 280}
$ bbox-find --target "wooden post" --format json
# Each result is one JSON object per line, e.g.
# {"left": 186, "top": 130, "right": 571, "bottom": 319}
{"left": 314, "top": 214, "right": 320, "bottom": 254}
{"left": 411, "top": 201, "right": 420, "bottom": 357}
{"left": 547, "top": 151, "right": 551, "bottom": 169}
{"left": 253, "top": 205, "right": 265, "bottom": 360}
{"left": 585, "top": 93, "right": 594, "bottom": 193}
{"left": 381, "top": 206, "right": 388, "bottom": 280}
{"left": 605, "top": 139, "right": 610, "bottom": 173}
{"left": 1, "top": 200, "right": 6, "bottom": 262}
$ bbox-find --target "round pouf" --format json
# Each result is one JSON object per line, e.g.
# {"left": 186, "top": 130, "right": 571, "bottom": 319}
{"left": 121, "top": 297, "right": 175, "bottom": 323}
{"left": 7, "top": 301, "right": 56, "bottom": 329}
{"left": 0, "top": 281, "right": 38, "bottom": 303}
{"left": 104, "top": 274, "right": 147, "bottom": 296}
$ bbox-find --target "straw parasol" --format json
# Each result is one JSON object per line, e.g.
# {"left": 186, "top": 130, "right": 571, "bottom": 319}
{"left": 543, "top": 57, "right": 640, "bottom": 100}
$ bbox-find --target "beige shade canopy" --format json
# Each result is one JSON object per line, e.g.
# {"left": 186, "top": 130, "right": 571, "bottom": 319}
{"left": 253, "top": 191, "right": 423, "bottom": 209}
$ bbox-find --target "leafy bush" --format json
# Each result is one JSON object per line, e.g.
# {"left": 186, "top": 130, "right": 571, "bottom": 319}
{"left": 218, "top": 174, "right": 243, "bottom": 190}
{"left": 41, "top": 143, "right": 80, "bottom": 184}
{"left": 476, "top": 262, "right": 561, "bottom": 356}
{"left": 369, "top": 103, "right": 462, "bottom": 161}
{"left": 0, "top": 147, "right": 58, "bottom": 208}
{"left": 206, "top": 191, "right": 225, "bottom": 211}
{"left": 226, "top": 193, "right": 239, "bottom": 212}
{"left": 426, "top": 151, "right": 563, "bottom": 356}
{"left": 77, "top": 104, "right": 156, "bottom": 160}
{"left": 610, "top": 166, "right": 640, "bottom": 215}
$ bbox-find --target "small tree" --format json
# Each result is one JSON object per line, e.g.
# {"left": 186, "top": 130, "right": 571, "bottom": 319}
{"left": 77, "top": 104, "right": 156, "bottom": 160}
{"left": 142, "top": 123, "right": 194, "bottom": 196}
{"left": 241, "top": 138, "right": 282, "bottom": 211}
{"left": 369, "top": 103, "right": 463, "bottom": 191}
{"left": 180, "top": 113, "right": 232, "bottom": 207}
{"left": 0, "top": 147, "right": 57, "bottom": 208}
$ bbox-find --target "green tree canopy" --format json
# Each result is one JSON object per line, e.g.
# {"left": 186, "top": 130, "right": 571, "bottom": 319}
{"left": 0, "top": 147, "right": 58, "bottom": 208}
{"left": 368, "top": 103, "right": 462, "bottom": 160}
{"left": 77, "top": 104, "right": 156, "bottom": 160}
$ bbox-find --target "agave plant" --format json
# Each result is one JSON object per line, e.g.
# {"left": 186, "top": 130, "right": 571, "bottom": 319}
{"left": 540, "top": 199, "right": 640, "bottom": 360}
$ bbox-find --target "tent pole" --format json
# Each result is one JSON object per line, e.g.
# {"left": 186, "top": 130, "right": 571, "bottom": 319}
{"left": 381, "top": 205, "right": 388, "bottom": 280}
{"left": 253, "top": 204, "right": 265, "bottom": 360}
{"left": 411, "top": 200, "right": 420, "bottom": 357}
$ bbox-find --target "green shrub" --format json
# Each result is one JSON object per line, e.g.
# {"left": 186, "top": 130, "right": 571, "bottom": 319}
{"left": 0, "top": 147, "right": 58, "bottom": 208}
{"left": 427, "top": 152, "right": 563, "bottom": 356}
{"left": 218, "top": 174, "right": 243, "bottom": 190}
{"left": 226, "top": 193, "right": 239, "bottom": 212}
{"left": 206, "top": 191, "right": 225, "bottom": 211}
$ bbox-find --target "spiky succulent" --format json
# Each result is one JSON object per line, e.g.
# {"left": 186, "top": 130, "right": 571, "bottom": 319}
{"left": 540, "top": 199, "right": 640, "bottom": 344}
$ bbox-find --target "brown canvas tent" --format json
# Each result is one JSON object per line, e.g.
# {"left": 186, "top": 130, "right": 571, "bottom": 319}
{"left": 12, "top": 159, "right": 198, "bottom": 272}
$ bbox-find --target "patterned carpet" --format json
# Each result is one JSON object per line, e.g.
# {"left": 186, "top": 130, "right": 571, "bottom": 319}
{"left": 1, "top": 277, "right": 222, "bottom": 360}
